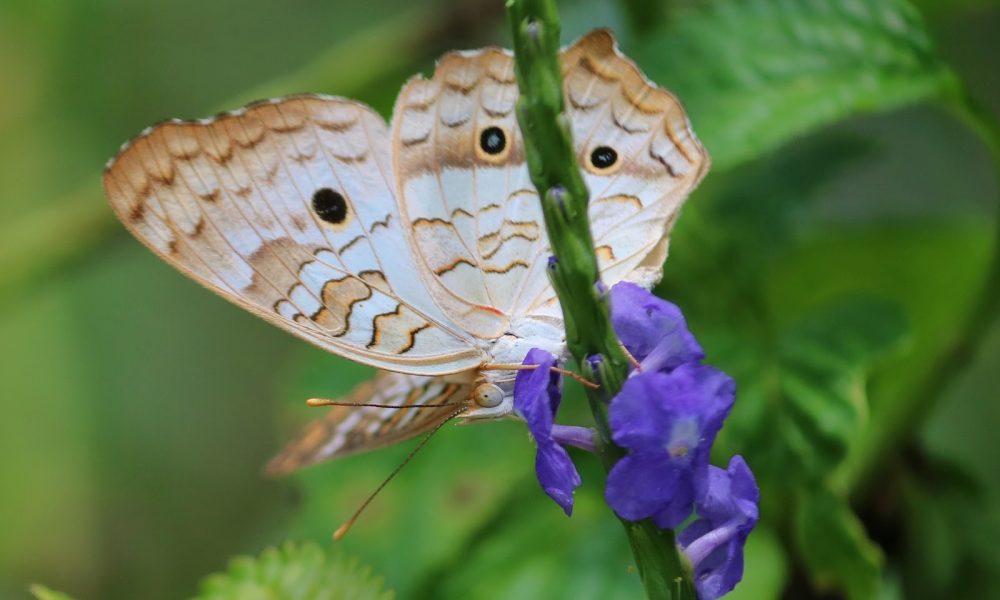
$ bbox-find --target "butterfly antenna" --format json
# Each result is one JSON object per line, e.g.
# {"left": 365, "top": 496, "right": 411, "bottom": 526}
{"left": 332, "top": 406, "right": 466, "bottom": 541}
{"left": 307, "top": 398, "right": 460, "bottom": 409}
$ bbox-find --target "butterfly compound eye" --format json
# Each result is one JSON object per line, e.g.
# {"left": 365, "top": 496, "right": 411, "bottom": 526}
{"left": 473, "top": 383, "right": 504, "bottom": 408}
{"left": 312, "top": 188, "right": 349, "bottom": 226}
{"left": 589, "top": 146, "right": 618, "bottom": 172}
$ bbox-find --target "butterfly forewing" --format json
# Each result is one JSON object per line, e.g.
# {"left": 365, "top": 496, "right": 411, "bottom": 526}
{"left": 104, "top": 95, "right": 485, "bottom": 375}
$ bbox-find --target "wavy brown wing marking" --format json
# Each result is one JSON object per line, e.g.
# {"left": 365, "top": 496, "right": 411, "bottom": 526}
{"left": 515, "top": 30, "right": 710, "bottom": 319}
{"left": 265, "top": 370, "right": 474, "bottom": 476}
{"left": 392, "top": 47, "right": 548, "bottom": 340}
{"left": 103, "top": 94, "right": 485, "bottom": 375}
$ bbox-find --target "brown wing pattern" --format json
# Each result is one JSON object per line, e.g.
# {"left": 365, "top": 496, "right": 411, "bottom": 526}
{"left": 392, "top": 47, "right": 539, "bottom": 340}
{"left": 104, "top": 95, "right": 485, "bottom": 375}
{"left": 517, "top": 30, "right": 710, "bottom": 319}
{"left": 265, "top": 370, "right": 473, "bottom": 476}
{"left": 391, "top": 31, "right": 708, "bottom": 331}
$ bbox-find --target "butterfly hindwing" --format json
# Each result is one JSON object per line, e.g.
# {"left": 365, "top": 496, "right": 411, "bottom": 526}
{"left": 104, "top": 95, "right": 485, "bottom": 375}
{"left": 265, "top": 370, "right": 473, "bottom": 476}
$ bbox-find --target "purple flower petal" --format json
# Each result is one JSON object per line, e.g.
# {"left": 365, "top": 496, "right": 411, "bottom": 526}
{"left": 652, "top": 477, "right": 695, "bottom": 529}
{"left": 535, "top": 440, "right": 582, "bottom": 515}
{"left": 605, "top": 452, "right": 681, "bottom": 521}
{"left": 606, "top": 360, "right": 736, "bottom": 528}
{"left": 551, "top": 424, "right": 596, "bottom": 453}
{"left": 610, "top": 282, "right": 704, "bottom": 371}
{"left": 514, "top": 348, "right": 582, "bottom": 515}
{"left": 514, "top": 348, "right": 560, "bottom": 442}
{"left": 694, "top": 456, "right": 758, "bottom": 523}
{"left": 679, "top": 456, "right": 760, "bottom": 600}
{"left": 608, "top": 372, "right": 675, "bottom": 452}
{"left": 691, "top": 527, "right": 745, "bottom": 600}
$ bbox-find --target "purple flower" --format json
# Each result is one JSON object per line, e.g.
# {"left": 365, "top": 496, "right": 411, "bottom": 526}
{"left": 514, "top": 348, "right": 593, "bottom": 515}
{"left": 610, "top": 282, "right": 703, "bottom": 373}
{"left": 604, "top": 363, "right": 735, "bottom": 528}
{"left": 679, "top": 456, "right": 760, "bottom": 600}
{"left": 611, "top": 281, "right": 705, "bottom": 371}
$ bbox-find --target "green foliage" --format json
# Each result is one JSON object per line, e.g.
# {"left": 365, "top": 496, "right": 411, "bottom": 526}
{"left": 634, "top": 0, "right": 960, "bottom": 170}
{"left": 794, "top": 487, "right": 884, "bottom": 600}
{"left": 195, "top": 543, "right": 392, "bottom": 600}
{"left": 426, "top": 474, "right": 641, "bottom": 599}
{"left": 662, "top": 131, "right": 876, "bottom": 318}
{"left": 712, "top": 299, "right": 907, "bottom": 487}
{"left": 29, "top": 585, "right": 77, "bottom": 600}
{"left": 899, "top": 454, "right": 1000, "bottom": 598}
{"left": 2, "top": 0, "right": 999, "bottom": 598}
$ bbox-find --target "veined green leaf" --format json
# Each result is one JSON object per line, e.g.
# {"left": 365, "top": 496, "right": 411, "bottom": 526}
{"left": 900, "top": 454, "right": 1000, "bottom": 598}
{"left": 795, "top": 486, "right": 884, "bottom": 600}
{"left": 711, "top": 299, "right": 908, "bottom": 487}
{"left": 634, "top": 0, "right": 959, "bottom": 170}
{"left": 194, "top": 542, "right": 392, "bottom": 600}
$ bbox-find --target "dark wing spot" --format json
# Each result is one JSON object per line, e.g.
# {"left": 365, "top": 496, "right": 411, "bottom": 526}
{"left": 480, "top": 127, "right": 506, "bottom": 155}
{"left": 312, "top": 188, "right": 348, "bottom": 224}
{"left": 590, "top": 146, "right": 618, "bottom": 170}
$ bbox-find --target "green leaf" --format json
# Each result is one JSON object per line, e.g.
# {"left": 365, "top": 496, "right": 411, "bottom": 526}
{"left": 706, "top": 134, "right": 875, "bottom": 249}
{"left": 426, "top": 475, "right": 643, "bottom": 599}
{"left": 633, "top": 0, "right": 960, "bottom": 170}
{"left": 711, "top": 299, "right": 907, "bottom": 487}
{"left": 795, "top": 486, "right": 883, "bottom": 600}
{"left": 194, "top": 542, "right": 392, "bottom": 600}
{"left": 29, "top": 585, "right": 77, "bottom": 600}
{"left": 660, "top": 132, "right": 876, "bottom": 317}
{"left": 899, "top": 454, "right": 1000, "bottom": 598}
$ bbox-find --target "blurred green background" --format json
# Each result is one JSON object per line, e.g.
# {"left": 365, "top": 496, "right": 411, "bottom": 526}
{"left": 1, "top": 0, "right": 998, "bottom": 598}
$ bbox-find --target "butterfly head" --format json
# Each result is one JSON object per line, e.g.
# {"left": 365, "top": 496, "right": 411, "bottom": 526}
{"left": 462, "top": 378, "right": 515, "bottom": 422}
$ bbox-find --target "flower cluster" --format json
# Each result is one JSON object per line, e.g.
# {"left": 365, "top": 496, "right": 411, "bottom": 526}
{"left": 514, "top": 282, "right": 759, "bottom": 599}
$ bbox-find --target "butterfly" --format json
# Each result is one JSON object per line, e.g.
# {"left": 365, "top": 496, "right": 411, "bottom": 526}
{"left": 102, "top": 29, "right": 708, "bottom": 477}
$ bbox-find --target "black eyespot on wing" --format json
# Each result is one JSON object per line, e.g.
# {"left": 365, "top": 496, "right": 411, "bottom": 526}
{"left": 590, "top": 146, "right": 618, "bottom": 170}
{"left": 312, "top": 188, "right": 348, "bottom": 224}
{"left": 480, "top": 127, "right": 506, "bottom": 155}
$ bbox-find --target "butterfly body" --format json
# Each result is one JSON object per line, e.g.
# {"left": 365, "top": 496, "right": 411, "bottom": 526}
{"left": 103, "top": 30, "right": 708, "bottom": 474}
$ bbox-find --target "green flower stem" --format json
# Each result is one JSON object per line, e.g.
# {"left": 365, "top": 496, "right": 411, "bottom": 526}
{"left": 506, "top": 1, "right": 696, "bottom": 598}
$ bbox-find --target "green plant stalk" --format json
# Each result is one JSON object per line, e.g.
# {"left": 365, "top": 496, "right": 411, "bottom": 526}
{"left": 839, "top": 86, "right": 1000, "bottom": 497}
{"left": 506, "top": 1, "right": 696, "bottom": 598}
